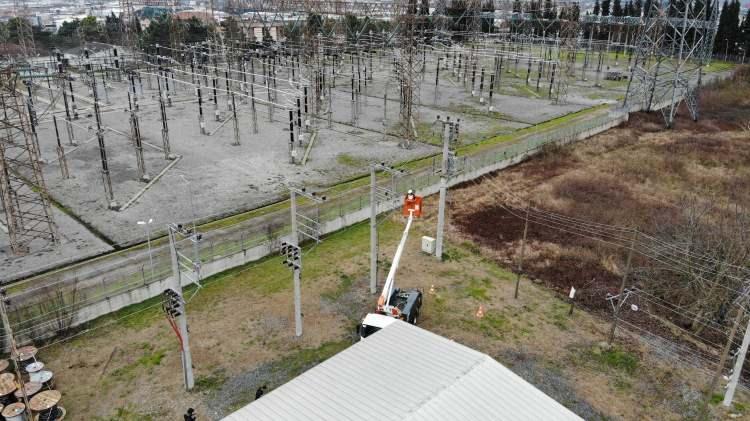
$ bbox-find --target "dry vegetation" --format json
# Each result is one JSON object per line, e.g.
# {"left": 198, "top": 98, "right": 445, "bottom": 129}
{"left": 453, "top": 66, "right": 750, "bottom": 311}
{"left": 449, "top": 66, "right": 750, "bottom": 414}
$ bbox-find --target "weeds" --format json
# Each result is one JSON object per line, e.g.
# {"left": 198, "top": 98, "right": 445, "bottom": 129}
{"left": 194, "top": 370, "right": 228, "bottom": 393}
{"left": 321, "top": 273, "right": 355, "bottom": 301}
{"left": 588, "top": 346, "right": 639, "bottom": 375}
{"left": 110, "top": 344, "right": 166, "bottom": 381}
{"left": 463, "top": 277, "right": 492, "bottom": 301}
{"left": 442, "top": 247, "right": 466, "bottom": 262}
{"left": 461, "top": 311, "right": 510, "bottom": 339}
{"left": 94, "top": 405, "right": 160, "bottom": 421}
{"left": 336, "top": 153, "right": 366, "bottom": 167}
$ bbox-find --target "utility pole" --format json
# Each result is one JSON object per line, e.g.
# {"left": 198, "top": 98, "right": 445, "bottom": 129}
{"left": 369, "top": 163, "right": 404, "bottom": 294}
{"left": 280, "top": 241, "right": 303, "bottom": 336}
{"left": 167, "top": 223, "right": 202, "bottom": 390}
{"left": 705, "top": 298, "right": 746, "bottom": 405}
{"left": 0, "top": 290, "right": 34, "bottom": 420}
{"left": 286, "top": 186, "right": 326, "bottom": 336}
{"left": 370, "top": 166, "right": 377, "bottom": 294}
{"left": 724, "top": 307, "right": 750, "bottom": 407}
{"left": 608, "top": 230, "right": 638, "bottom": 344}
{"left": 514, "top": 203, "right": 530, "bottom": 299}
{"left": 434, "top": 115, "right": 460, "bottom": 261}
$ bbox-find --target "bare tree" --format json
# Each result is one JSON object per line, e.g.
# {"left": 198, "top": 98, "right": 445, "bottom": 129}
{"left": 644, "top": 196, "right": 750, "bottom": 335}
{"left": 37, "top": 282, "right": 80, "bottom": 337}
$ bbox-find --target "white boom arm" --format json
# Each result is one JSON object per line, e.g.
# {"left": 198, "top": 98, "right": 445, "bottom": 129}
{"left": 380, "top": 212, "right": 414, "bottom": 308}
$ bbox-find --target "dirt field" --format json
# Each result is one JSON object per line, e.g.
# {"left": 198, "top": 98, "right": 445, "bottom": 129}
{"left": 451, "top": 67, "right": 750, "bottom": 315}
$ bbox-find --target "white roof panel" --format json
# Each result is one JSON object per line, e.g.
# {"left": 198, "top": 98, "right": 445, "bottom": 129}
{"left": 223, "top": 321, "right": 582, "bottom": 421}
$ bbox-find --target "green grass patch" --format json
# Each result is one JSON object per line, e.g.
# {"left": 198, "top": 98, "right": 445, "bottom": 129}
{"left": 709, "top": 393, "right": 723, "bottom": 405}
{"left": 705, "top": 60, "right": 735, "bottom": 73}
{"left": 457, "top": 104, "right": 608, "bottom": 156}
{"left": 321, "top": 272, "right": 356, "bottom": 301}
{"left": 274, "top": 340, "right": 351, "bottom": 375}
{"left": 461, "top": 241, "right": 482, "bottom": 256}
{"left": 193, "top": 370, "right": 228, "bottom": 393}
{"left": 482, "top": 261, "right": 516, "bottom": 281}
{"left": 416, "top": 121, "right": 443, "bottom": 145}
{"left": 137, "top": 351, "right": 166, "bottom": 370}
{"left": 429, "top": 295, "right": 449, "bottom": 324}
{"left": 336, "top": 153, "right": 367, "bottom": 167}
{"left": 442, "top": 247, "right": 467, "bottom": 262}
{"left": 447, "top": 103, "right": 515, "bottom": 121}
{"left": 463, "top": 277, "right": 492, "bottom": 301}
{"left": 110, "top": 344, "right": 167, "bottom": 381}
{"left": 94, "top": 405, "right": 161, "bottom": 421}
{"left": 461, "top": 311, "right": 510, "bottom": 339}
{"left": 588, "top": 346, "right": 639, "bottom": 375}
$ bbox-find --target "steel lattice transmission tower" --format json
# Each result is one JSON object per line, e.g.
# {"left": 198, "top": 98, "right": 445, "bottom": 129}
{"left": 395, "top": 0, "right": 424, "bottom": 149}
{"left": 0, "top": 68, "right": 57, "bottom": 255}
{"left": 119, "top": 0, "right": 139, "bottom": 52}
{"left": 624, "top": 0, "right": 719, "bottom": 127}
{"left": 12, "top": 0, "right": 35, "bottom": 59}
{"left": 555, "top": 11, "right": 582, "bottom": 104}
{"left": 467, "top": 0, "right": 483, "bottom": 36}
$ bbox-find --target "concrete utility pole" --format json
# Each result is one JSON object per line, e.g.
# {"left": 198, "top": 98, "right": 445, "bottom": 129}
{"left": 167, "top": 223, "right": 201, "bottom": 390}
{"left": 370, "top": 166, "right": 377, "bottom": 294}
{"left": 705, "top": 298, "right": 745, "bottom": 405}
{"left": 287, "top": 186, "right": 326, "bottom": 336}
{"left": 434, "top": 115, "right": 460, "bottom": 261}
{"left": 724, "top": 310, "right": 750, "bottom": 407}
{"left": 369, "top": 163, "right": 404, "bottom": 294}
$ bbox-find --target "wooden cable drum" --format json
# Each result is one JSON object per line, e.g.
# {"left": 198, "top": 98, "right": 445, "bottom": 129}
{"left": 14, "top": 382, "right": 42, "bottom": 401}
{"left": 25, "top": 363, "right": 44, "bottom": 380}
{"left": 0, "top": 373, "right": 18, "bottom": 406}
{"left": 0, "top": 359, "right": 9, "bottom": 373}
{"left": 35, "top": 371, "right": 54, "bottom": 391}
{"left": 16, "top": 347, "right": 38, "bottom": 369}
{"left": 2, "top": 402, "right": 26, "bottom": 421}
{"left": 29, "top": 390, "right": 61, "bottom": 421}
{"left": 33, "top": 407, "right": 65, "bottom": 421}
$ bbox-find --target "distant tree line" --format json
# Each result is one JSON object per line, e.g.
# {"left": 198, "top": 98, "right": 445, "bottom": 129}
{"left": 587, "top": 0, "right": 749, "bottom": 58}
{"left": 0, "top": 2, "right": 747, "bottom": 61}
{"left": 715, "top": 0, "right": 749, "bottom": 56}
{"left": 0, "top": 13, "right": 123, "bottom": 53}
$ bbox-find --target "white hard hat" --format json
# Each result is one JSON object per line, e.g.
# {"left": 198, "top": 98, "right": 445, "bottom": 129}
{"left": 407, "top": 189, "right": 414, "bottom": 195}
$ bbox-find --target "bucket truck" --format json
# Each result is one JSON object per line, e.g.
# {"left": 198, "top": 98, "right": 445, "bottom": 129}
{"left": 359, "top": 191, "right": 424, "bottom": 339}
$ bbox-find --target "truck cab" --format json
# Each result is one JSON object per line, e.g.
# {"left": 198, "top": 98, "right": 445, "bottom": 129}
{"left": 359, "top": 313, "right": 397, "bottom": 338}
{"left": 383, "top": 288, "right": 423, "bottom": 324}
{"left": 360, "top": 289, "right": 423, "bottom": 339}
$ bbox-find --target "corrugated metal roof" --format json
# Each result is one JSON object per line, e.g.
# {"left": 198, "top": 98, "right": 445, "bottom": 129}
{"left": 223, "top": 321, "right": 582, "bottom": 421}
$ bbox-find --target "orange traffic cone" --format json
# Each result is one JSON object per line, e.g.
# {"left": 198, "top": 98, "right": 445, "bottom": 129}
{"left": 475, "top": 305, "right": 485, "bottom": 319}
